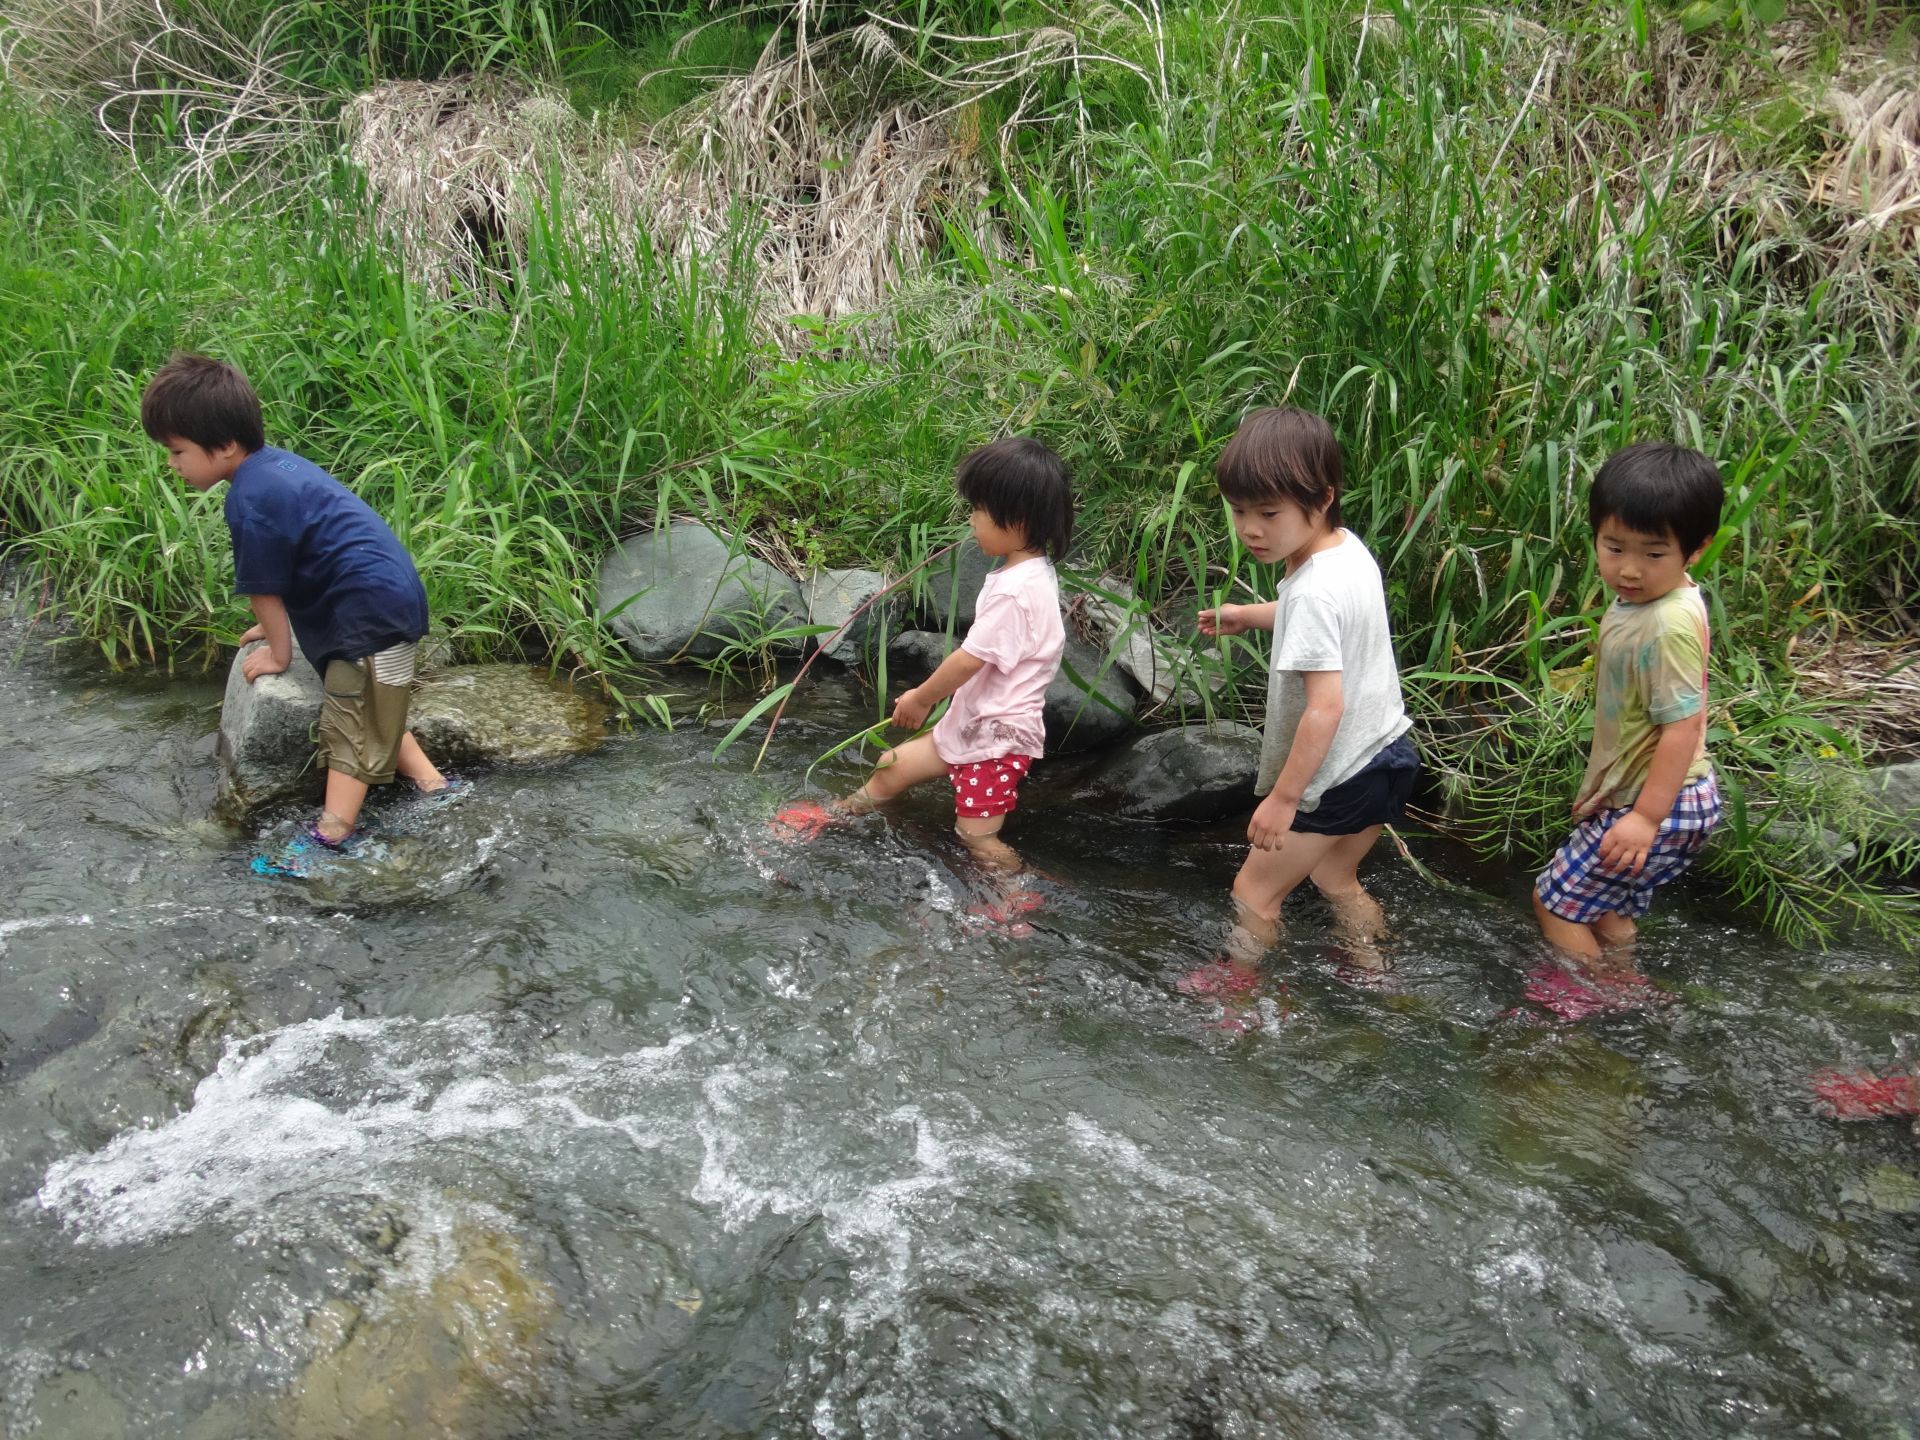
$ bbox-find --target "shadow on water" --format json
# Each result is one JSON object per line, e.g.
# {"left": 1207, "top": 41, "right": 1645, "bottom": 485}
{"left": 2, "top": 618, "right": 1917, "bottom": 1438}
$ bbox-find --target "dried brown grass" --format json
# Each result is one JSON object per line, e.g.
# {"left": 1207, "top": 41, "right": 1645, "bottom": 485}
{"left": 1790, "top": 628, "right": 1920, "bottom": 762}
{"left": 1812, "top": 75, "right": 1920, "bottom": 254}
{"left": 338, "top": 11, "right": 1135, "bottom": 341}
{"left": 1, "top": 0, "right": 326, "bottom": 204}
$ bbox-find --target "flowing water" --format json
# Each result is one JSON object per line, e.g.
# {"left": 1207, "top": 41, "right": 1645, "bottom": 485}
{"left": 3, "top": 605, "right": 1918, "bottom": 1440}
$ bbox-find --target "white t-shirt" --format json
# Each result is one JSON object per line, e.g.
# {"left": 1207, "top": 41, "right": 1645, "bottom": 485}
{"left": 931, "top": 556, "right": 1065, "bottom": 765}
{"left": 1255, "top": 530, "right": 1411, "bottom": 808}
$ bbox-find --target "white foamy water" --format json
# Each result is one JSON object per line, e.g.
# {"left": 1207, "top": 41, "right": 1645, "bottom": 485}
{"left": 36, "top": 1011, "right": 700, "bottom": 1246}
{"left": 0, "top": 913, "right": 91, "bottom": 953}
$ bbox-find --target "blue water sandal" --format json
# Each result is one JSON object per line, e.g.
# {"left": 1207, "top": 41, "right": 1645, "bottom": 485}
{"left": 250, "top": 825, "right": 350, "bottom": 880}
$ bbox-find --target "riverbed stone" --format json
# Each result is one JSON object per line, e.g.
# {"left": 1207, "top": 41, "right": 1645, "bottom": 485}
{"left": 216, "top": 648, "right": 606, "bottom": 813}
{"left": 1077, "top": 723, "right": 1261, "bottom": 821}
{"left": 1077, "top": 578, "right": 1226, "bottom": 714}
{"left": 885, "top": 630, "right": 1138, "bottom": 755}
{"left": 215, "top": 641, "right": 325, "bottom": 813}
{"left": 1868, "top": 760, "right": 1920, "bottom": 838}
{"left": 407, "top": 665, "right": 608, "bottom": 767}
{"left": 598, "top": 521, "right": 804, "bottom": 661}
{"left": 915, "top": 541, "right": 997, "bottom": 632}
{"left": 280, "top": 1222, "right": 558, "bottom": 1440}
{"left": 803, "top": 567, "right": 899, "bottom": 664}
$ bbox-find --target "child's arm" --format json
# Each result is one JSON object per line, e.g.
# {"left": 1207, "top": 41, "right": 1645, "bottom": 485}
{"left": 892, "top": 648, "right": 988, "bottom": 731}
{"left": 240, "top": 594, "right": 294, "bottom": 683}
{"left": 1596, "top": 708, "right": 1705, "bottom": 874}
{"left": 1248, "top": 669, "right": 1344, "bottom": 849}
{"left": 1198, "top": 601, "right": 1278, "bottom": 637}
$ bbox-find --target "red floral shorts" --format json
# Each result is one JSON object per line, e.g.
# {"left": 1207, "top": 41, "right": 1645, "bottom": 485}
{"left": 948, "top": 754, "right": 1035, "bottom": 819}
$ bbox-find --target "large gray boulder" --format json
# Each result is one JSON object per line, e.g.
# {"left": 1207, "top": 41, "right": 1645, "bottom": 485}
{"left": 803, "top": 567, "right": 899, "bottom": 664}
{"left": 408, "top": 666, "right": 608, "bottom": 767}
{"left": 1077, "top": 723, "right": 1262, "bottom": 822}
{"left": 885, "top": 630, "right": 1139, "bottom": 755}
{"left": 1048, "top": 633, "right": 1141, "bottom": 752}
{"left": 598, "top": 521, "right": 804, "bottom": 661}
{"left": 1869, "top": 761, "right": 1920, "bottom": 838}
{"left": 914, "top": 541, "right": 997, "bottom": 632}
{"left": 216, "top": 647, "right": 606, "bottom": 813}
{"left": 1077, "top": 577, "right": 1227, "bottom": 714}
{"left": 216, "top": 641, "right": 325, "bottom": 814}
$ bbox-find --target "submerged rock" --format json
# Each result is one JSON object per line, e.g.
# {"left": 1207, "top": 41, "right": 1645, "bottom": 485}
{"left": 215, "top": 641, "right": 326, "bottom": 814}
{"left": 280, "top": 1221, "right": 559, "bottom": 1440}
{"left": 597, "top": 521, "right": 804, "bottom": 661}
{"left": 885, "top": 630, "right": 1138, "bottom": 755}
{"left": 1077, "top": 723, "right": 1261, "bottom": 821}
{"left": 408, "top": 666, "right": 607, "bottom": 767}
{"left": 803, "top": 566, "right": 899, "bottom": 664}
{"left": 215, "top": 648, "right": 605, "bottom": 814}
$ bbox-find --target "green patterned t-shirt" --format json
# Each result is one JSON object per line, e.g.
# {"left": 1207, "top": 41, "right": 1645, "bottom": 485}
{"left": 1572, "top": 583, "right": 1714, "bottom": 819}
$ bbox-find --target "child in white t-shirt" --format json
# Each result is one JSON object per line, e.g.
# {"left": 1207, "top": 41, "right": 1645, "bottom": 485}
{"left": 774, "top": 437, "right": 1074, "bottom": 890}
{"left": 1193, "top": 408, "right": 1418, "bottom": 984}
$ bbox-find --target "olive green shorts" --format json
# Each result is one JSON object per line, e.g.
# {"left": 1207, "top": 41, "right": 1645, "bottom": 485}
{"left": 317, "top": 657, "right": 413, "bottom": 785}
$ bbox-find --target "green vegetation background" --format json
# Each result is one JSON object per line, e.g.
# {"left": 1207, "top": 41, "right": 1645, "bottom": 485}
{"left": 0, "top": 0, "right": 1915, "bottom": 939}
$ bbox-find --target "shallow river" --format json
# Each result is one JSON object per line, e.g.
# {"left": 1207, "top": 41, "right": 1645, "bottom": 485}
{"left": 2, "top": 609, "right": 1917, "bottom": 1439}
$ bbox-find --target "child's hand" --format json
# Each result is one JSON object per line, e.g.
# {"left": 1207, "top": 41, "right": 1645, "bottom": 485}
{"left": 1248, "top": 794, "right": 1295, "bottom": 850}
{"left": 238, "top": 623, "right": 265, "bottom": 645}
{"left": 241, "top": 648, "right": 289, "bottom": 684}
{"left": 1198, "top": 604, "right": 1247, "bottom": 638}
{"left": 891, "top": 687, "right": 932, "bottom": 731}
{"left": 1597, "top": 811, "right": 1659, "bottom": 875}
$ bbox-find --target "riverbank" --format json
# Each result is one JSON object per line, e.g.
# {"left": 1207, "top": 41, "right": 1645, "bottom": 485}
{"left": 0, "top": 0, "right": 1915, "bottom": 940}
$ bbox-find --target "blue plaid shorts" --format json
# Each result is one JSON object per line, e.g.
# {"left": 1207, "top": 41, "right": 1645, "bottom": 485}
{"left": 1535, "top": 773, "right": 1722, "bottom": 924}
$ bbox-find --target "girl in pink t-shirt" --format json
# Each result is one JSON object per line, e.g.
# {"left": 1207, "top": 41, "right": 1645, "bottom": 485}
{"left": 775, "top": 437, "right": 1073, "bottom": 885}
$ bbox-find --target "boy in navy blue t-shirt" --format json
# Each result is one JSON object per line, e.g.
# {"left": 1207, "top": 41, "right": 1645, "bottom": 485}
{"left": 142, "top": 353, "right": 452, "bottom": 852}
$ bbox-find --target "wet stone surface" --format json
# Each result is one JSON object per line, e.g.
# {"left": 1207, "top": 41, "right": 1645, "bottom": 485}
{"left": 408, "top": 665, "right": 608, "bottom": 768}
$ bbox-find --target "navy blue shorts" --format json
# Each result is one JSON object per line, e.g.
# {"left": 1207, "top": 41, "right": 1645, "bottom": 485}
{"left": 1291, "top": 732, "right": 1419, "bottom": 836}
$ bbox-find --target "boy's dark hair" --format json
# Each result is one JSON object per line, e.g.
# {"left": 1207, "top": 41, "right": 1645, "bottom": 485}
{"left": 1215, "top": 407, "right": 1344, "bottom": 528}
{"left": 955, "top": 436, "right": 1075, "bottom": 561}
{"left": 1588, "top": 442, "right": 1724, "bottom": 556}
{"left": 140, "top": 353, "right": 265, "bottom": 455}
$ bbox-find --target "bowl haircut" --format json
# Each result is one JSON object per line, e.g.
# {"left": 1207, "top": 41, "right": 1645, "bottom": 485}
{"left": 140, "top": 352, "right": 265, "bottom": 455}
{"left": 1588, "top": 442, "right": 1725, "bottom": 556}
{"left": 955, "top": 436, "right": 1075, "bottom": 561}
{"left": 1215, "top": 407, "right": 1344, "bottom": 528}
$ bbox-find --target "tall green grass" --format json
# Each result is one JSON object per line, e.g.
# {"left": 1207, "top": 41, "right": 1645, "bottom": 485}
{"left": 1, "top": 0, "right": 1916, "bottom": 940}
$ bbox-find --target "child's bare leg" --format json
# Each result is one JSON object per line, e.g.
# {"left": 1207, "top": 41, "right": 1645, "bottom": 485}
{"left": 843, "top": 734, "right": 947, "bottom": 814}
{"left": 1224, "top": 896, "right": 1279, "bottom": 965}
{"left": 395, "top": 732, "right": 447, "bottom": 793}
{"left": 1308, "top": 825, "right": 1387, "bottom": 946}
{"left": 956, "top": 814, "right": 1021, "bottom": 874}
{"left": 1591, "top": 912, "right": 1637, "bottom": 950}
{"left": 1230, "top": 831, "right": 1345, "bottom": 963}
{"left": 1532, "top": 890, "right": 1602, "bottom": 958}
{"left": 318, "top": 770, "right": 370, "bottom": 843}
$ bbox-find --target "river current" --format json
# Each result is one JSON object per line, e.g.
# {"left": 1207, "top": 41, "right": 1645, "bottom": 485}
{"left": 2, "top": 604, "right": 1917, "bottom": 1438}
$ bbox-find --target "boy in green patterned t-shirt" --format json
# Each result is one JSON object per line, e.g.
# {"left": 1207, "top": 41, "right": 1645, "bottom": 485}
{"left": 1534, "top": 442, "right": 1726, "bottom": 961}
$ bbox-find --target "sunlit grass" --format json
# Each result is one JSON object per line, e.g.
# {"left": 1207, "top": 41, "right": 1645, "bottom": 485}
{"left": 1, "top": 0, "right": 1916, "bottom": 941}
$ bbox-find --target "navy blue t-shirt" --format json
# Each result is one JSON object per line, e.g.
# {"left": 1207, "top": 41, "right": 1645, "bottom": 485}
{"left": 225, "top": 446, "right": 429, "bottom": 671}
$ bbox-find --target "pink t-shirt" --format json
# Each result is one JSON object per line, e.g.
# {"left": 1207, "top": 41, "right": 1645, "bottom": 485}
{"left": 930, "top": 556, "right": 1064, "bottom": 765}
